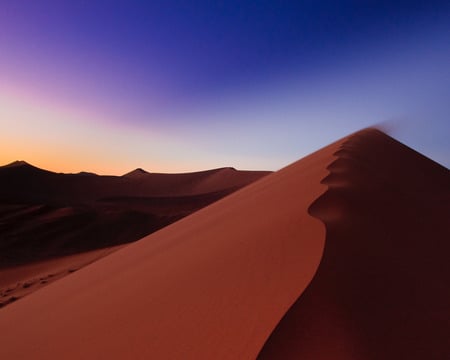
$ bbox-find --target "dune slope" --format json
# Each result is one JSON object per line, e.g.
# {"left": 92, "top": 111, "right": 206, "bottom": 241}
{"left": 0, "top": 245, "right": 124, "bottom": 308}
{"left": 0, "top": 136, "right": 342, "bottom": 359}
{"left": 258, "top": 129, "right": 450, "bottom": 359}
{"left": 1, "top": 129, "right": 446, "bottom": 359}
{"left": 0, "top": 164, "right": 269, "bottom": 266}
{"left": 0, "top": 164, "right": 269, "bottom": 307}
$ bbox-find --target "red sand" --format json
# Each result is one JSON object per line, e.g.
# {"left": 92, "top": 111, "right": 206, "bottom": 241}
{"left": 0, "top": 129, "right": 448, "bottom": 359}
{"left": 0, "top": 136, "right": 339, "bottom": 359}
{"left": 258, "top": 129, "right": 450, "bottom": 359}
{"left": 0, "top": 245, "right": 124, "bottom": 308}
{"left": 0, "top": 164, "right": 269, "bottom": 266}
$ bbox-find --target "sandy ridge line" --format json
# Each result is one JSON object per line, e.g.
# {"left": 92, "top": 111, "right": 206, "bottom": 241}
{"left": 251, "top": 135, "right": 350, "bottom": 358}
{"left": 0, "top": 134, "right": 342, "bottom": 359}
{"left": 257, "top": 128, "right": 379, "bottom": 359}
{"left": 258, "top": 128, "right": 450, "bottom": 359}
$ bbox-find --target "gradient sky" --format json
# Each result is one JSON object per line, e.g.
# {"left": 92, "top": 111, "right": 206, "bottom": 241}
{"left": 1, "top": 1, "right": 449, "bottom": 174}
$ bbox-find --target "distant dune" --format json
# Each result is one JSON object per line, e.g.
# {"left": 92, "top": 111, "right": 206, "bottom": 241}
{"left": 0, "top": 129, "right": 448, "bottom": 359}
{"left": 0, "top": 164, "right": 269, "bottom": 306}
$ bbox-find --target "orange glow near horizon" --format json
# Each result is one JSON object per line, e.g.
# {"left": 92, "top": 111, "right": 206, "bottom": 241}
{"left": 0, "top": 92, "right": 186, "bottom": 175}
{"left": 1, "top": 90, "right": 273, "bottom": 175}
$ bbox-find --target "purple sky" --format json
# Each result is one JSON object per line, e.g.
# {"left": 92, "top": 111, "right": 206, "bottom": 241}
{"left": 1, "top": 1, "right": 449, "bottom": 173}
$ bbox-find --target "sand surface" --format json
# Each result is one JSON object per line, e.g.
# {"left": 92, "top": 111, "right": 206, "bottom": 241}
{"left": 0, "top": 164, "right": 268, "bottom": 304}
{"left": 258, "top": 129, "right": 450, "bottom": 359}
{"left": 0, "top": 164, "right": 269, "bottom": 265}
{"left": 0, "top": 245, "right": 124, "bottom": 308}
{"left": 0, "top": 134, "right": 340, "bottom": 359}
{"left": 0, "top": 129, "right": 448, "bottom": 359}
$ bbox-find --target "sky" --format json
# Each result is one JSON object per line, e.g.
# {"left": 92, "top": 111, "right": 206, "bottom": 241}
{"left": 1, "top": 0, "right": 449, "bottom": 174}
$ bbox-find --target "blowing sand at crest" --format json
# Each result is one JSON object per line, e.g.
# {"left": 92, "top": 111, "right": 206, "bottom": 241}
{"left": 0, "top": 129, "right": 448, "bottom": 359}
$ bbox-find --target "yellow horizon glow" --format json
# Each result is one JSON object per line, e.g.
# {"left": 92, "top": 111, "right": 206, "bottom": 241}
{"left": 0, "top": 92, "right": 202, "bottom": 175}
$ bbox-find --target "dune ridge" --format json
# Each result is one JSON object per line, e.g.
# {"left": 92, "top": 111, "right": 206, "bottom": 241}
{"left": 1, "top": 129, "right": 447, "bottom": 359}
{"left": 0, "top": 134, "right": 343, "bottom": 359}
{"left": 0, "top": 164, "right": 270, "bottom": 262}
{"left": 0, "top": 163, "right": 269, "bottom": 307}
{"left": 258, "top": 128, "right": 450, "bottom": 359}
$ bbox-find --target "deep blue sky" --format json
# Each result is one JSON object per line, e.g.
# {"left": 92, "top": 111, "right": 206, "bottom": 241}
{"left": 1, "top": 1, "right": 449, "bottom": 172}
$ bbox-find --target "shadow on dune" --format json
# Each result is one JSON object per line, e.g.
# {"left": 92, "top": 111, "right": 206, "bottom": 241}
{"left": 0, "top": 163, "right": 269, "bottom": 268}
{"left": 257, "top": 129, "right": 450, "bottom": 360}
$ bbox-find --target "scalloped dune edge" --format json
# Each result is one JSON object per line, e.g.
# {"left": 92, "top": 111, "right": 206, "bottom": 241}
{"left": 1, "top": 129, "right": 447, "bottom": 359}
{"left": 0, "top": 133, "right": 344, "bottom": 359}
{"left": 258, "top": 128, "right": 450, "bottom": 359}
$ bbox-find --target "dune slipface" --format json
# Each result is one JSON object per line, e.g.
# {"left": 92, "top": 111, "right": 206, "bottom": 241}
{"left": 1, "top": 129, "right": 447, "bottom": 359}
{"left": 0, "top": 136, "right": 342, "bottom": 358}
{"left": 258, "top": 129, "right": 450, "bottom": 359}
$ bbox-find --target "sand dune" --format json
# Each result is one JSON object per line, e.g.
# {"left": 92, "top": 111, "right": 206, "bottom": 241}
{"left": 0, "top": 163, "right": 269, "bottom": 266}
{"left": 0, "top": 163, "right": 268, "bottom": 306}
{"left": 0, "top": 129, "right": 448, "bottom": 359}
{"left": 258, "top": 129, "right": 450, "bottom": 359}
{"left": 0, "top": 162, "right": 270, "bottom": 202}
{"left": 120, "top": 166, "right": 269, "bottom": 196}
{"left": 0, "top": 134, "right": 340, "bottom": 359}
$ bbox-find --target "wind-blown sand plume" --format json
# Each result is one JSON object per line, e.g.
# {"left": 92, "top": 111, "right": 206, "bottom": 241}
{"left": 0, "top": 137, "right": 342, "bottom": 359}
{"left": 258, "top": 129, "right": 450, "bottom": 359}
{"left": 1, "top": 129, "right": 447, "bottom": 359}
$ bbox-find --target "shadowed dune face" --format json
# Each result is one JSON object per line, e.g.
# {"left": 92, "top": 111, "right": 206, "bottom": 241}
{"left": 258, "top": 129, "right": 450, "bottom": 359}
{"left": 0, "top": 129, "right": 447, "bottom": 359}
{"left": 0, "top": 137, "right": 341, "bottom": 359}
{"left": 0, "top": 191, "right": 233, "bottom": 267}
{"left": 0, "top": 165, "right": 270, "bottom": 267}
{"left": 0, "top": 164, "right": 269, "bottom": 307}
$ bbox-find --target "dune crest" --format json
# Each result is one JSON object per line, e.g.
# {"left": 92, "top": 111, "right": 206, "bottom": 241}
{"left": 0, "top": 164, "right": 269, "bottom": 290}
{"left": 122, "top": 168, "right": 151, "bottom": 178}
{"left": 258, "top": 128, "right": 450, "bottom": 359}
{"left": 0, "top": 163, "right": 269, "bottom": 308}
{"left": 0, "top": 135, "right": 342, "bottom": 359}
{"left": 1, "top": 129, "right": 447, "bottom": 359}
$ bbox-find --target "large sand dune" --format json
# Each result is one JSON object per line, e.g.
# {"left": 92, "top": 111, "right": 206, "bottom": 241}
{"left": 0, "top": 163, "right": 269, "bottom": 267}
{"left": 0, "top": 129, "right": 448, "bottom": 359}
{"left": 258, "top": 129, "right": 450, "bottom": 359}
{"left": 0, "top": 164, "right": 268, "bottom": 307}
